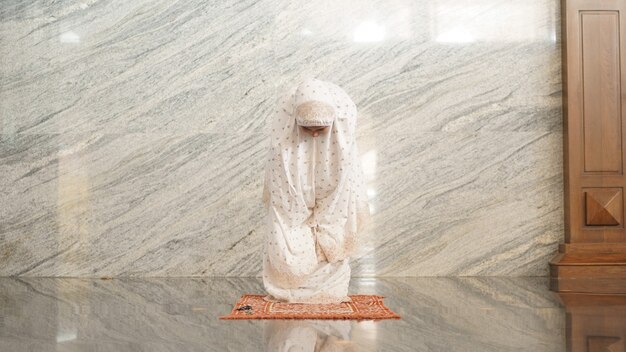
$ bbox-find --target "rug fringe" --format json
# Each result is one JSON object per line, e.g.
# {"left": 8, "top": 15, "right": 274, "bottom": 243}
{"left": 219, "top": 314, "right": 401, "bottom": 320}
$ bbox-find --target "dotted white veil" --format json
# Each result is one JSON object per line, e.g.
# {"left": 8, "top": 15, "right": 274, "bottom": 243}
{"left": 261, "top": 77, "right": 370, "bottom": 304}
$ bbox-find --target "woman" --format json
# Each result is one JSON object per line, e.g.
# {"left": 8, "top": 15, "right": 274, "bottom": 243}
{"left": 261, "top": 77, "right": 370, "bottom": 304}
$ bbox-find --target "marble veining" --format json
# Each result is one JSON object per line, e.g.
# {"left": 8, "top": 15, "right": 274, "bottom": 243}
{"left": 1, "top": 0, "right": 562, "bottom": 276}
{"left": 0, "top": 277, "right": 565, "bottom": 351}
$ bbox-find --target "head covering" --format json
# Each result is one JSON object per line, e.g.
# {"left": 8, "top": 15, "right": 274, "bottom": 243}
{"left": 293, "top": 79, "right": 336, "bottom": 126}
{"left": 261, "top": 77, "right": 370, "bottom": 304}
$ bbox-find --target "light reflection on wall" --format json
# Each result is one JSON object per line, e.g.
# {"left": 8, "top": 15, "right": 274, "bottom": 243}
{"left": 359, "top": 141, "right": 378, "bottom": 276}
{"left": 436, "top": 26, "right": 475, "bottom": 43}
{"left": 60, "top": 31, "right": 80, "bottom": 43}
{"left": 57, "top": 142, "right": 90, "bottom": 274}
{"left": 296, "top": 0, "right": 557, "bottom": 43}
{"left": 429, "top": 0, "right": 556, "bottom": 43}
{"left": 360, "top": 149, "right": 377, "bottom": 214}
{"left": 352, "top": 21, "right": 386, "bottom": 42}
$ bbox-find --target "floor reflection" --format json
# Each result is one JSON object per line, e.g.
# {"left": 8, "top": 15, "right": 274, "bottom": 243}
{"left": 263, "top": 319, "right": 356, "bottom": 351}
{"left": 556, "top": 293, "right": 626, "bottom": 352}
{"left": 0, "top": 276, "right": 579, "bottom": 351}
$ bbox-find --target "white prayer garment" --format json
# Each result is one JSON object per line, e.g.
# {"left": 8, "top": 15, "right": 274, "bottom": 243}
{"left": 261, "top": 77, "right": 371, "bottom": 304}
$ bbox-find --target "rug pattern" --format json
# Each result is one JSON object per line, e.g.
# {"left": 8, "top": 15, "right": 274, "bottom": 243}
{"left": 219, "top": 294, "right": 401, "bottom": 321}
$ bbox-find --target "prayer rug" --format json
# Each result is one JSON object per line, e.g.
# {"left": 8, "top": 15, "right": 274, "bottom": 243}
{"left": 219, "top": 294, "right": 401, "bottom": 321}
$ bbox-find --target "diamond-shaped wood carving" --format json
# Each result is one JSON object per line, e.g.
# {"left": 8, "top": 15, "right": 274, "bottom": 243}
{"left": 584, "top": 188, "right": 623, "bottom": 226}
{"left": 587, "top": 336, "right": 624, "bottom": 352}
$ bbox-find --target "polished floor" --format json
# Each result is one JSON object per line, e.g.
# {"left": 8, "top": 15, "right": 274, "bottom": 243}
{"left": 1, "top": 276, "right": 623, "bottom": 351}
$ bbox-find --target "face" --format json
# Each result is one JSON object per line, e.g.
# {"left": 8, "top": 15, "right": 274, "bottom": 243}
{"left": 301, "top": 125, "right": 330, "bottom": 137}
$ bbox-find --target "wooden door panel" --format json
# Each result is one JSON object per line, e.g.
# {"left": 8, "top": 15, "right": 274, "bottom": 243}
{"left": 581, "top": 11, "right": 622, "bottom": 174}
{"left": 564, "top": 0, "right": 626, "bottom": 244}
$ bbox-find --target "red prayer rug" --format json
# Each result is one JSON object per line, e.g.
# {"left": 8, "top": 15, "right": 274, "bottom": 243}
{"left": 219, "top": 294, "right": 401, "bottom": 321}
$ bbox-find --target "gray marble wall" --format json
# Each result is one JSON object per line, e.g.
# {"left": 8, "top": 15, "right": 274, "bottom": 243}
{"left": 0, "top": 0, "right": 562, "bottom": 277}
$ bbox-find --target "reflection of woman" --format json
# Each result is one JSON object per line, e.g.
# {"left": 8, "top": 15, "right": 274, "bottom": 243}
{"left": 263, "top": 319, "right": 357, "bottom": 352}
{"left": 261, "top": 77, "right": 370, "bottom": 304}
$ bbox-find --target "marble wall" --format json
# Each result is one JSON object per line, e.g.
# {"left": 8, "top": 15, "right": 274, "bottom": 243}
{"left": 0, "top": 0, "right": 562, "bottom": 276}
